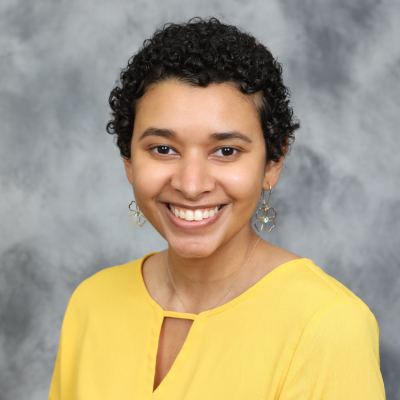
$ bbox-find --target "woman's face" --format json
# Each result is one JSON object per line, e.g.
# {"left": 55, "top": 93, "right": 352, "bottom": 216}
{"left": 125, "top": 80, "right": 282, "bottom": 258}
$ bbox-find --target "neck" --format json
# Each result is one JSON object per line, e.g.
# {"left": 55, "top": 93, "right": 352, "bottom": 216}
{"left": 165, "top": 225, "right": 260, "bottom": 313}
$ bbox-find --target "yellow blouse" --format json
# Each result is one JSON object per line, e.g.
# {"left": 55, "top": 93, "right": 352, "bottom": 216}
{"left": 49, "top": 253, "right": 385, "bottom": 399}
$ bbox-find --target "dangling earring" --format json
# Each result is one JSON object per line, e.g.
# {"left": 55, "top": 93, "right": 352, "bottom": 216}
{"left": 128, "top": 200, "right": 146, "bottom": 227}
{"left": 254, "top": 185, "right": 276, "bottom": 233}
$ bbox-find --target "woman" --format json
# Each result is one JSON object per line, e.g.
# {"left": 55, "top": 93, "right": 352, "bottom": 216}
{"left": 49, "top": 17, "right": 385, "bottom": 399}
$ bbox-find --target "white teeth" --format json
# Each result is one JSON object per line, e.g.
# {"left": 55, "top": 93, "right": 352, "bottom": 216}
{"left": 170, "top": 204, "right": 223, "bottom": 221}
{"left": 186, "top": 210, "right": 194, "bottom": 221}
{"left": 194, "top": 210, "right": 203, "bottom": 221}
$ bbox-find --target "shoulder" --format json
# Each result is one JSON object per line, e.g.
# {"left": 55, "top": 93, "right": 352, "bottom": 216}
{"left": 267, "top": 257, "right": 378, "bottom": 335}
{"left": 302, "top": 260, "right": 378, "bottom": 332}
{"left": 278, "top": 261, "right": 384, "bottom": 399}
{"left": 66, "top": 253, "right": 153, "bottom": 312}
{"left": 256, "top": 241, "right": 376, "bottom": 329}
{"left": 290, "top": 266, "right": 380, "bottom": 369}
{"left": 277, "top": 256, "right": 369, "bottom": 304}
{"left": 297, "top": 259, "right": 374, "bottom": 315}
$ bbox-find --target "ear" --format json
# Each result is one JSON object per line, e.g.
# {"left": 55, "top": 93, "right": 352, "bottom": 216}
{"left": 123, "top": 158, "right": 133, "bottom": 186}
{"left": 262, "top": 157, "right": 284, "bottom": 190}
{"left": 262, "top": 141, "right": 288, "bottom": 190}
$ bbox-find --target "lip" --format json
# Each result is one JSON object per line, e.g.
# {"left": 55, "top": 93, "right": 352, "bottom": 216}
{"left": 167, "top": 202, "right": 221, "bottom": 211}
{"left": 162, "top": 202, "right": 227, "bottom": 231}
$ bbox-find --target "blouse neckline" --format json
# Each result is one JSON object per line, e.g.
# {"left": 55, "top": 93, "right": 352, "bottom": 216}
{"left": 137, "top": 251, "right": 310, "bottom": 320}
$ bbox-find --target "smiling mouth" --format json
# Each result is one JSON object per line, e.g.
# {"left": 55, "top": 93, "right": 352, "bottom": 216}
{"left": 167, "top": 204, "right": 224, "bottom": 221}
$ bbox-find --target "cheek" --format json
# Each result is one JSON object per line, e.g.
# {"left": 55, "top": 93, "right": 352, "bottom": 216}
{"left": 131, "top": 157, "right": 170, "bottom": 205}
{"left": 219, "top": 158, "right": 265, "bottom": 210}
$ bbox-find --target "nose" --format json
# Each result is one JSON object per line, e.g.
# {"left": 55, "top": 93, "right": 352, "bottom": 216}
{"left": 170, "top": 152, "right": 215, "bottom": 199}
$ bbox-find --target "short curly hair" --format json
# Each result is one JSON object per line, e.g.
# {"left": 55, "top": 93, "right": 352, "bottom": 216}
{"left": 107, "top": 17, "right": 299, "bottom": 163}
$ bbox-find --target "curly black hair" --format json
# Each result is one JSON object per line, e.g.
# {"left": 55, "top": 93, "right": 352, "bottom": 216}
{"left": 107, "top": 17, "right": 299, "bottom": 163}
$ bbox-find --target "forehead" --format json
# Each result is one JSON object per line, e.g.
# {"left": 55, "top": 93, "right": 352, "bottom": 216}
{"left": 133, "top": 80, "right": 263, "bottom": 138}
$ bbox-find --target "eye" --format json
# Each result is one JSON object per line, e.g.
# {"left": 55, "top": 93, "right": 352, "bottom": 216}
{"left": 150, "top": 146, "right": 178, "bottom": 155}
{"left": 213, "top": 147, "right": 239, "bottom": 157}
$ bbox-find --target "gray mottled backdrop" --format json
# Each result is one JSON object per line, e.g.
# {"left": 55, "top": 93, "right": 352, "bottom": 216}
{"left": 1, "top": 0, "right": 399, "bottom": 399}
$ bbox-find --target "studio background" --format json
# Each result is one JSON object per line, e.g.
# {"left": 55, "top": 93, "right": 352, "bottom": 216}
{"left": 1, "top": 1, "right": 399, "bottom": 399}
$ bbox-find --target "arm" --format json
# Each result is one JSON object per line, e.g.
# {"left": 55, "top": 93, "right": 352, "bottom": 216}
{"left": 48, "top": 338, "right": 62, "bottom": 400}
{"left": 279, "top": 297, "right": 385, "bottom": 400}
{"left": 48, "top": 289, "right": 81, "bottom": 400}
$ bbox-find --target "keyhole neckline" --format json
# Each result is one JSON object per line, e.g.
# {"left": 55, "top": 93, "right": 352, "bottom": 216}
{"left": 138, "top": 251, "right": 310, "bottom": 319}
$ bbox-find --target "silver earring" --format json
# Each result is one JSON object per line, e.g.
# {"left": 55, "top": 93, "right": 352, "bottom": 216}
{"left": 254, "top": 186, "right": 276, "bottom": 233}
{"left": 128, "top": 200, "right": 146, "bottom": 227}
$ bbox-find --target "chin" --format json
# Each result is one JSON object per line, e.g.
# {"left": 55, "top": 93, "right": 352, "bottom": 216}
{"left": 167, "top": 235, "right": 222, "bottom": 259}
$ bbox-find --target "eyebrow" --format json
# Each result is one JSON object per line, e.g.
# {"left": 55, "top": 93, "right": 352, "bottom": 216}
{"left": 139, "top": 128, "right": 177, "bottom": 141}
{"left": 139, "top": 127, "right": 252, "bottom": 143}
{"left": 210, "top": 132, "right": 252, "bottom": 143}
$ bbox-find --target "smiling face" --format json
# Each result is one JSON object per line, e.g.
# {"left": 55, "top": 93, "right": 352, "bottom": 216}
{"left": 124, "top": 80, "right": 284, "bottom": 258}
